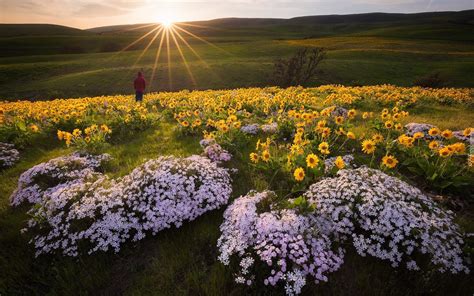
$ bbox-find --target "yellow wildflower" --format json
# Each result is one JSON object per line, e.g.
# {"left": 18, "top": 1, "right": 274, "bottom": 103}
{"left": 294, "top": 167, "right": 305, "bottom": 182}
{"left": 318, "top": 142, "right": 330, "bottom": 155}
{"left": 382, "top": 155, "right": 398, "bottom": 169}
{"left": 361, "top": 139, "right": 376, "bottom": 154}
{"left": 428, "top": 127, "right": 440, "bottom": 136}
{"left": 261, "top": 150, "right": 270, "bottom": 162}
{"left": 372, "top": 134, "right": 384, "bottom": 143}
{"left": 441, "top": 129, "right": 453, "bottom": 139}
{"left": 428, "top": 141, "right": 439, "bottom": 150}
{"left": 334, "top": 156, "right": 345, "bottom": 169}
{"left": 306, "top": 153, "right": 320, "bottom": 169}
{"left": 439, "top": 147, "right": 452, "bottom": 158}
{"left": 250, "top": 152, "right": 259, "bottom": 163}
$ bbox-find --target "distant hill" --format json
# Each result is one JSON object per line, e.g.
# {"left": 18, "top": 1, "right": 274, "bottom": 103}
{"left": 0, "top": 24, "right": 92, "bottom": 37}
{"left": 87, "top": 10, "right": 474, "bottom": 33}
{"left": 286, "top": 10, "right": 474, "bottom": 25}
{"left": 87, "top": 23, "right": 156, "bottom": 34}
{"left": 0, "top": 10, "right": 472, "bottom": 57}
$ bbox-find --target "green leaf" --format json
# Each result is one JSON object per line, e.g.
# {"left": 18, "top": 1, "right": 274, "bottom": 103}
{"left": 16, "top": 120, "right": 27, "bottom": 132}
{"left": 429, "top": 172, "right": 438, "bottom": 181}
{"left": 407, "top": 166, "right": 422, "bottom": 175}
{"left": 438, "top": 180, "right": 454, "bottom": 189}
{"left": 293, "top": 196, "right": 304, "bottom": 206}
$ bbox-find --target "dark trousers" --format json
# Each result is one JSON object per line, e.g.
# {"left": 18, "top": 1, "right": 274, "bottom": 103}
{"left": 135, "top": 91, "right": 144, "bottom": 102}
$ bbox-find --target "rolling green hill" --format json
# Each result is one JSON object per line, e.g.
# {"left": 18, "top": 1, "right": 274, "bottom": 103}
{"left": 0, "top": 10, "right": 473, "bottom": 100}
{"left": 0, "top": 24, "right": 91, "bottom": 37}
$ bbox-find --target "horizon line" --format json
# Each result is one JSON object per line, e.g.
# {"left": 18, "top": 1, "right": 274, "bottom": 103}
{"left": 0, "top": 8, "right": 471, "bottom": 30}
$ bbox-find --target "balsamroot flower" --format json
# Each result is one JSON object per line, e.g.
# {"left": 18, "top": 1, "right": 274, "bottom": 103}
{"left": 334, "top": 156, "right": 345, "bottom": 169}
{"left": 429, "top": 140, "right": 440, "bottom": 150}
{"left": 381, "top": 155, "right": 398, "bottom": 168}
{"left": 261, "top": 149, "right": 270, "bottom": 162}
{"left": 361, "top": 139, "right": 376, "bottom": 154}
{"left": 429, "top": 127, "right": 440, "bottom": 136}
{"left": 442, "top": 129, "right": 453, "bottom": 139}
{"left": 293, "top": 167, "right": 305, "bottom": 181}
{"left": 249, "top": 152, "right": 259, "bottom": 163}
{"left": 305, "top": 153, "right": 319, "bottom": 168}
{"left": 318, "top": 142, "right": 330, "bottom": 155}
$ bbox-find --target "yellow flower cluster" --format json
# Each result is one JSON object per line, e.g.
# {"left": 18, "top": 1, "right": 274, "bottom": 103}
{"left": 58, "top": 124, "right": 111, "bottom": 148}
{"left": 315, "top": 85, "right": 473, "bottom": 105}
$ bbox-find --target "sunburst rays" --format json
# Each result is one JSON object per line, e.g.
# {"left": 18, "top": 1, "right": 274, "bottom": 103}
{"left": 109, "top": 21, "right": 228, "bottom": 91}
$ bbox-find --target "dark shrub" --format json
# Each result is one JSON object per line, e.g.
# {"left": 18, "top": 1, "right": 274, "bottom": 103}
{"left": 273, "top": 47, "right": 326, "bottom": 87}
{"left": 413, "top": 72, "right": 447, "bottom": 88}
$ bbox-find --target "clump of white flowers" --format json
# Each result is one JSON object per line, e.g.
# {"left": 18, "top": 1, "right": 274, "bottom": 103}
{"left": 261, "top": 122, "right": 278, "bottom": 134}
{"left": 453, "top": 129, "right": 473, "bottom": 143}
{"left": 218, "top": 191, "right": 345, "bottom": 295}
{"left": 240, "top": 124, "right": 260, "bottom": 135}
{"left": 12, "top": 154, "right": 232, "bottom": 257}
{"left": 199, "top": 138, "right": 232, "bottom": 163}
{"left": 203, "top": 143, "right": 232, "bottom": 163}
{"left": 10, "top": 152, "right": 110, "bottom": 206}
{"left": 0, "top": 142, "right": 20, "bottom": 169}
{"left": 328, "top": 106, "right": 348, "bottom": 118}
{"left": 219, "top": 168, "right": 469, "bottom": 295}
{"left": 304, "top": 167, "right": 469, "bottom": 274}
{"left": 199, "top": 138, "right": 215, "bottom": 148}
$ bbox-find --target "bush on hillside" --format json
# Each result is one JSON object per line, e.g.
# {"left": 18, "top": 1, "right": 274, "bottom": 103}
{"left": 273, "top": 47, "right": 326, "bottom": 87}
{"left": 413, "top": 72, "right": 447, "bottom": 88}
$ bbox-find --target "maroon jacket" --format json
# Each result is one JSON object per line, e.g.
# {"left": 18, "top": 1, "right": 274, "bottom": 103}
{"left": 134, "top": 72, "right": 146, "bottom": 93}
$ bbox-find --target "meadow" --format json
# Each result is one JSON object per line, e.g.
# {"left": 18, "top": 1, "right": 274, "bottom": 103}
{"left": 1, "top": 9, "right": 474, "bottom": 295}
{"left": 1, "top": 10, "right": 474, "bottom": 100}
{"left": 0, "top": 85, "right": 473, "bottom": 295}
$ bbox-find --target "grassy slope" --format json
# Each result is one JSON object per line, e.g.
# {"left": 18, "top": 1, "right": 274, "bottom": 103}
{"left": 1, "top": 11, "right": 473, "bottom": 100}
{"left": 0, "top": 100, "right": 473, "bottom": 295}
{"left": 1, "top": 37, "right": 474, "bottom": 100}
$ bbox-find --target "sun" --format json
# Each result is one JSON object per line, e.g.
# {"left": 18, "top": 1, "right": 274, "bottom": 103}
{"left": 162, "top": 19, "right": 173, "bottom": 28}
{"left": 157, "top": 16, "right": 175, "bottom": 28}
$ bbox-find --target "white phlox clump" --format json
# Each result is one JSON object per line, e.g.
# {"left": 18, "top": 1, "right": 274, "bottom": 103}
{"left": 304, "top": 167, "right": 469, "bottom": 274}
{"left": 218, "top": 191, "right": 344, "bottom": 295}
{"left": 12, "top": 154, "right": 232, "bottom": 257}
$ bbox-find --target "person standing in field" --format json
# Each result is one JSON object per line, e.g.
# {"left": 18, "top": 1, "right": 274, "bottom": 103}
{"left": 134, "top": 71, "right": 146, "bottom": 102}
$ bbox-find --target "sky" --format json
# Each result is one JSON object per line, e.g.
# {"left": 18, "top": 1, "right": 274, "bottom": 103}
{"left": 1, "top": 0, "right": 473, "bottom": 29}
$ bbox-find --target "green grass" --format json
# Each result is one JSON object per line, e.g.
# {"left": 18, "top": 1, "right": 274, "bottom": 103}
{"left": 1, "top": 38, "right": 473, "bottom": 100}
{"left": 1, "top": 100, "right": 473, "bottom": 295}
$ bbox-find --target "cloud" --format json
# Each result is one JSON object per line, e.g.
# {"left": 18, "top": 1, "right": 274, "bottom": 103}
{"left": 74, "top": 3, "right": 130, "bottom": 17}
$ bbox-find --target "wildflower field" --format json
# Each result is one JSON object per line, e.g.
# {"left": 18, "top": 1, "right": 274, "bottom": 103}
{"left": 1, "top": 85, "right": 473, "bottom": 295}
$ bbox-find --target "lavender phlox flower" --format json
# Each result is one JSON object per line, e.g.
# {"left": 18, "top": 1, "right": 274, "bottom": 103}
{"left": 13, "top": 154, "right": 232, "bottom": 257}
{"left": 304, "top": 167, "right": 469, "bottom": 274}
{"left": 240, "top": 124, "right": 260, "bottom": 135}
{"left": 0, "top": 142, "right": 20, "bottom": 168}
{"left": 261, "top": 123, "right": 278, "bottom": 134}
{"left": 218, "top": 191, "right": 344, "bottom": 295}
{"left": 203, "top": 143, "right": 232, "bottom": 163}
